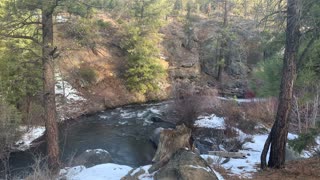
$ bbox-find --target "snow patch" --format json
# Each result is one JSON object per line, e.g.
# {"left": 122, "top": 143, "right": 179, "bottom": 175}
{"left": 15, "top": 126, "right": 45, "bottom": 151}
{"left": 62, "top": 163, "right": 132, "bottom": 180}
{"left": 194, "top": 114, "right": 225, "bottom": 129}
{"left": 188, "top": 165, "right": 212, "bottom": 172}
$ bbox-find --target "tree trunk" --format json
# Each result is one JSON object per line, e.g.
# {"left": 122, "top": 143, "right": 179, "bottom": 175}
{"left": 293, "top": 95, "right": 301, "bottom": 133}
{"left": 260, "top": 0, "right": 300, "bottom": 169}
{"left": 42, "top": 2, "right": 60, "bottom": 172}
{"left": 223, "top": 0, "right": 228, "bottom": 27}
{"left": 243, "top": 0, "right": 248, "bottom": 17}
{"left": 217, "top": 43, "right": 224, "bottom": 82}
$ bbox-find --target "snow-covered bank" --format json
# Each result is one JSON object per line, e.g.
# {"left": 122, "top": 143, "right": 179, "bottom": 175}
{"left": 59, "top": 164, "right": 158, "bottom": 180}
{"left": 60, "top": 164, "right": 132, "bottom": 180}
{"left": 195, "top": 113, "right": 319, "bottom": 179}
{"left": 15, "top": 126, "right": 45, "bottom": 151}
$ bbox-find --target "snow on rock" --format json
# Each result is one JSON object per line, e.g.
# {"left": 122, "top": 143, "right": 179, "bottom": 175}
{"left": 55, "top": 73, "right": 87, "bottom": 121}
{"left": 188, "top": 165, "right": 212, "bottom": 172}
{"left": 55, "top": 74, "right": 85, "bottom": 101}
{"left": 137, "top": 165, "right": 155, "bottom": 180}
{"left": 61, "top": 163, "right": 132, "bottom": 180}
{"left": 194, "top": 114, "right": 225, "bottom": 129}
{"left": 15, "top": 126, "right": 45, "bottom": 151}
{"left": 60, "top": 166, "right": 86, "bottom": 179}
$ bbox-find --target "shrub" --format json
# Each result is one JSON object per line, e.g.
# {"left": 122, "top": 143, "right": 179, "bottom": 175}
{"left": 96, "top": 19, "right": 111, "bottom": 29}
{"left": 217, "top": 98, "right": 277, "bottom": 134}
{"left": 168, "top": 82, "right": 219, "bottom": 130}
{"left": 24, "top": 156, "right": 56, "bottom": 180}
{"left": 77, "top": 66, "right": 97, "bottom": 86}
{"left": 223, "top": 135, "right": 253, "bottom": 152}
{"left": 288, "top": 126, "right": 320, "bottom": 154}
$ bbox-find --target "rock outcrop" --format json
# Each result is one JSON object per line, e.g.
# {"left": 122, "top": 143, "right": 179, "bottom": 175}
{"left": 149, "top": 124, "right": 193, "bottom": 173}
{"left": 73, "top": 149, "right": 113, "bottom": 168}
{"left": 154, "top": 149, "right": 218, "bottom": 180}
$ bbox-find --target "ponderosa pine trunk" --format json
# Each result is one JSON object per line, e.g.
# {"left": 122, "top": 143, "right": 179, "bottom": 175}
{"left": 42, "top": 2, "right": 60, "bottom": 172}
{"left": 261, "top": 0, "right": 300, "bottom": 169}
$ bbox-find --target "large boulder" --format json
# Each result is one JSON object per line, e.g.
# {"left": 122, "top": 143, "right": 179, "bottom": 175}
{"left": 149, "top": 124, "right": 193, "bottom": 173}
{"left": 73, "top": 149, "right": 113, "bottom": 168}
{"left": 154, "top": 149, "right": 218, "bottom": 180}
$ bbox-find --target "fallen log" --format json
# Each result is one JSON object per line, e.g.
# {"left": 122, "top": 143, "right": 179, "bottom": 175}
{"left": 208, "top": 151, "right": 247, "bottom": 159}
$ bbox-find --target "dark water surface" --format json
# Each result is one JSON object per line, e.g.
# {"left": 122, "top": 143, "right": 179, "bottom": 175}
{"left": 2, "top": 101, "right": 174, "bottom": 177}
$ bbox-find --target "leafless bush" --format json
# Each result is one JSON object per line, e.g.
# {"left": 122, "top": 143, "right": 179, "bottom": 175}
{"left": 242, "top": 99, "right": 277, "bottom": 126}
{"left": 291, "top": 91, "right": 319, "bottom": 133}
{"left": 223, "top": 135, "right": 253, "bottom": 152}
{"left": 168, "top": 82, "right": 220, "bottom": 129}
{"left": 24, "top": 156, "right": 56, "bottom": 180}
{"left": 217, "top": 98, "right": 277, "bottom": 134}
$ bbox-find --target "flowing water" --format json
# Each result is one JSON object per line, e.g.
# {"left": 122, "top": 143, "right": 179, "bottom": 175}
{"left": 3, "top": 101, "right": 174, "bottom": 177}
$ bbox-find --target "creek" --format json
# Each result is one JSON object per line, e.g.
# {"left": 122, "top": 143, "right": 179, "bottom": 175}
{"left": 2, "top": 101, "right": 174, "bottom": 177}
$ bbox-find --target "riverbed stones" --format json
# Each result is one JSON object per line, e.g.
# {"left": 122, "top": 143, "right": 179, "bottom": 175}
{"left": 73, "top": 149, "right": 113, "bottom": 168}
{"left": 154, "top": 149, "right": 218, "bottom": 180}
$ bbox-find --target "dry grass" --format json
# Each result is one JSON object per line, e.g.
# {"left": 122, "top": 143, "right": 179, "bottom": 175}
{"left": 253, "top": 157, "right": 320, "bottom": 180}
{"left": 24, "top": 157, "right": 57, "bottom": 180}
{"left": 215, "top": 98, "right": 277, "bottom": 134}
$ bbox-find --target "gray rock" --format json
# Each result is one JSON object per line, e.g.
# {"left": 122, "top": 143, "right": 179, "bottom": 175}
{"left": 154, "top": 149, "right": 218, "bottom": 180}
{"left": 150, "top": 127, "right": 164, "bottom": 147}
{"left": 73, "top": 149, "right": 113, "bottom": 168}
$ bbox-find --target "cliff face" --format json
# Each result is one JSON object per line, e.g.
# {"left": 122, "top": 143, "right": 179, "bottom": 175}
{"left": 161, "top": 16, "right": 263, "bottom": 97}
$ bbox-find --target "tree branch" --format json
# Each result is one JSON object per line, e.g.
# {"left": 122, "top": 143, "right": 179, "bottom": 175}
{"left": 0, "top": 34, "right": 40, "bottom": 44}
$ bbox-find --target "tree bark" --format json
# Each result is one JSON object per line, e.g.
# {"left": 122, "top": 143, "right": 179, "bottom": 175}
{"left": 42, "top": 2, "right": 60, "bottom": 172}
{"left": 260, "top": 0, "right": 300, "bottom": 169}
{"left": 223, "top": 0, "right": 228, "bottom": 27}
